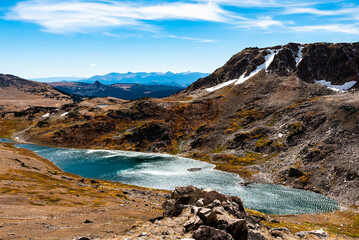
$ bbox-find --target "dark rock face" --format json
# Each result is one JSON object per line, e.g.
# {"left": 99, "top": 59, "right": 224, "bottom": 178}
{"left": 297, "top": 43, "right": 359, "bottom": 86}
{"left": 124, "top": 123, "right": 171, "bottom": 144}
{"left": 267, "top": 43, "right": 300, "bottom": 76}
{"left": 163, "top": 186, "right": 249, "bottom": 240}
{"left": 186, "top": 42, "right": 359, "bottom": 91}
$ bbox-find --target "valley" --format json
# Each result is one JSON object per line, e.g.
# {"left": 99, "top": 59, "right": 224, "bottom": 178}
{"left": 48, "top": 81, "right": 184, "bottom": 100}
{"left": 1, "top": 42, "right": 359, "bottom": 239}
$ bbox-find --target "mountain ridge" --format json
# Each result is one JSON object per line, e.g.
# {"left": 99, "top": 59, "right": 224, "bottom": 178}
{"left": 48, "top": 81, "right": 184, "bottom": 100}
{"left": 187, "top": 42, "right": 359, "bottom": 92}
{"left": 33, "top": 71, "right": 209, "bottom": 88}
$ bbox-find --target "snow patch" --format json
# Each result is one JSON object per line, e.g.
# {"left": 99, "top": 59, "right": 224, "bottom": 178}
{"left": 315, "top": 80, "right": 356, "bottom": 91}
{"left": 205, "top": 48, "right": 282, "bottom": 92}
{"left": 61, "top": 112, "right": 69, "bottom": 117}
{"left": 205, "top": 79, "right": 237, "bottom": 92}
{"left": 295, "top": 45, "right": 303, "bottom": 67}
{"left": 235, "top": 48, "right": 280, "bottom": 85}
{"left": 42, "top": 113, "right": 50, "bottom": 118}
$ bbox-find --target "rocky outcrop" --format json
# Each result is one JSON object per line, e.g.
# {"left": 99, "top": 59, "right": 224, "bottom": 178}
{"left": 163, "top": 186, "right": 251, "bottom": 240}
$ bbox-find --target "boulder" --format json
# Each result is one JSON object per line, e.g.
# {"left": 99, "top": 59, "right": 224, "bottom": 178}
{"left": 163, "top": 186, "right": 247, "bottom": 218}
{"left": 184, "top": 216, "right": 203, "bottom": 232}
{"left": 202, "top": 189, "right": 228, "bottom": 205}
{"left": 248, "top": 230, "right": 267, "bottom": 240}
{"left": 227, "top": 220, "right": 248, "bottom": 240}
{"left": 196, "top": 208, "right": 218, "bottom": 227}
{"left": 193, "top": 226, "right": 234, "bottom": 240}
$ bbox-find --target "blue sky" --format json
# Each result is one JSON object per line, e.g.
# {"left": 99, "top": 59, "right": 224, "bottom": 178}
{"left": 0, "top": 0, "right": 359, "bottom": 78}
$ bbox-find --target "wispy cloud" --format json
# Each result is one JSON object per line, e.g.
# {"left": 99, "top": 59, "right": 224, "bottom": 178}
{"left": 284, "top": 6, "right": 359, "bottom": 16}
{"left": 4, "top": 0, "right": 359, "bottom": 37}
{"left": 5, "top": 0, "right": 229, "bottom": 33}
{"left": 196, "top": 0, "right": 331, "bottom": 8}
{"left": 168, "top": 35, "right": 216, "bottom": 43}
{"left": 284, "top": 7, "right": 337, "bottom": 15}
{"left": 103, "top": 32, "right": 144, "bottom": 39}
{"left": 291, "top": 24, "right": 359, "bottom": 34}
{"left": 234, "top": 16, "right": 284, "bottom": 29}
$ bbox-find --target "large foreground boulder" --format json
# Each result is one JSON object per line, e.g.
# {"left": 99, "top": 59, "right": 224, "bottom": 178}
{"left": 163, "top": 186, "right": 249, "bottom": 240}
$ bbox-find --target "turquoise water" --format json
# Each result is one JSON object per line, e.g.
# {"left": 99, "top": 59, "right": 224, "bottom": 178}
{"left": 0, "top": 138, "right": 16, "bottom": 143}
{"left": 14, "top": 143, "right": 338, "bottom": 215}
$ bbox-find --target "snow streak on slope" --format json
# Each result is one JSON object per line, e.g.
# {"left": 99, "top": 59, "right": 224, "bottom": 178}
{"left": 206, "top": 48, "right": 281, "bottom": 92}
{"left": 205, "top": 79, "right": 238, "bottom": 92}
{"left": 315, "top": 80, "right": 357, "bottom": 91}
{"left": 295, "top": 45, "right": 303, "bottom": 67}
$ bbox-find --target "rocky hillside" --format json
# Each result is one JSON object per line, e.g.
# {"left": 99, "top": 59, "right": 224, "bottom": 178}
{"left": 0, "top": 74, "right": 74, "bottom": 111}
{"left": 49, "top": 81, "right": 184, "bottom": 100}
{"left": 187, "top": 42, "right": 359, "bottom": 91}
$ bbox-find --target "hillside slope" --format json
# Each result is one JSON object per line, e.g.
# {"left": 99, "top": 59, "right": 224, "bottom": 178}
{"left": 0, "top": 74, "right": 74, "bottom": 111}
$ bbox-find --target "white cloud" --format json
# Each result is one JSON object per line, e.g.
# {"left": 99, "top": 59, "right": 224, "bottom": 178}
{"left": 103, "top": 32, "right": 144, "bottom": 39}
{"left": 5, "top": 0, "right": 229, "bottom": 33}
{"left": 90, "top": 63, "right": 96, "bottom": 67}
{"left": 291, "top": 24, "right": 359, "bottom": 34}
{"left": 284, "top": 6, "right": 359, "bottom": 17}
{"left": 168, "top": 35, "right": 216, "bottom": 43}
{"left": 284, "top": 7, "right": 336, "bottom": 15}
{"left": 4, "top": 0, "right": 359, "bottom": 36}
{"left": 196, "top": 0, "right": 329, "bottom": 8}
{"left": 234, "top": 16, "right": 284, "bottom": 29}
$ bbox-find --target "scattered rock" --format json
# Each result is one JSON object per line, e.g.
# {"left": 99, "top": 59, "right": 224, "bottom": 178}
{"left": 138, "top": 232, "right": 148, "bottom": 237}
{"left": 248, "top": 230, "right": 267, "bottom": 240}
{"left": 193, "top": 226, "right": 234, "bottom": 240}
{"left": 187, "top": 168, "right": 202, "bottom": 172}
{"left": 61, "top": 175, "right": 74, "bottom": 181}
{"left": 295, "top": 229, "right": 329, "bottom": 239}
{"left": 149, "top": 216, "right": 164, "bottom": 223}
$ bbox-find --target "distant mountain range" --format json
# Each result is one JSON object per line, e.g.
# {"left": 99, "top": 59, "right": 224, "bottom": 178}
{"left": 48, "top": 81, "right": 184, "bottom": 100}
{"left": 32, "top": 71, "right": 209, "bottom": 87}
{"left": 31, "top": 77, "right": 86, "bottom": 82}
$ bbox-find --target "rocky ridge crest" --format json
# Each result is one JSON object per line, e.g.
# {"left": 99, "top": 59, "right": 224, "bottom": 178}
{"left": 187, "top": 42, "right": 359, "bottom": 91}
